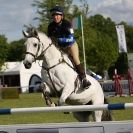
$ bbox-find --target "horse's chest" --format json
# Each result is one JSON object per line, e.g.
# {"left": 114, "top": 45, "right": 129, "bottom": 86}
{"left": 45, "top": 70, "right": 64, "bottom": 89}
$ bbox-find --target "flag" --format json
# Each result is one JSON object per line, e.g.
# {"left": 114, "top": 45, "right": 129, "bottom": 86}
{"left": 115, "top": 25, "right": 127, "bottom": 53}
{"left": 72, "top": 16, "right": 81, "bottom": 29}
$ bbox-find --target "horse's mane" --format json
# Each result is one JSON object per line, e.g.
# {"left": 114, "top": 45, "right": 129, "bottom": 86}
{"left": 38, "top": 32, "right": 52, "bottom": 44}
{"left": 38, "top": 31, "right": 65, "bottom": 54}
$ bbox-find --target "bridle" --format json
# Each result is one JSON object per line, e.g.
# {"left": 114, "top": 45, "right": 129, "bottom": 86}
{"left": 25, "top": 36, "right": 53, "bottom": 61}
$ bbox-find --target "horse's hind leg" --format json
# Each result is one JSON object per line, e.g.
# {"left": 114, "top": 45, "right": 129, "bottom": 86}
{"left": 101, "top": 110, "right": 113, "bottom": 121}
{"left": 94, "top": 110, "right": 103, "bottom": 122}
{"left": 93, "top": 97, "right": 104, "bottom": 122}
{"left": 101, "top": 98, "right": 113, "bottom": 121}
{"left": 93, "top": 98, "right": 110, "bottom": 122}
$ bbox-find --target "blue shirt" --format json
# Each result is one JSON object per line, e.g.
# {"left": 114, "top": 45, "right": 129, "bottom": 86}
{"left": 48, "top": 19, "right": 75, "bottom": 47}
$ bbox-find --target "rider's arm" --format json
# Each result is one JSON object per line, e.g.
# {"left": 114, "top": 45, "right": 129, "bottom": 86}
{"left": 58, "top": 34, "right": 75, "bottom": 45}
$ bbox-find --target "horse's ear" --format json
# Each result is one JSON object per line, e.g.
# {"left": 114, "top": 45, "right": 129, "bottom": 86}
{"left": 22, "top": 30, "right": 29, "bottom": 38}
{"left": 33, "top": 28, "right": 38, "bottom": 37}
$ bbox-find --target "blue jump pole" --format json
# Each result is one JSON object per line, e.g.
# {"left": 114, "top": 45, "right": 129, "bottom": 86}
{"left": 0, "top": 103, "right": 133, "bottom": 115}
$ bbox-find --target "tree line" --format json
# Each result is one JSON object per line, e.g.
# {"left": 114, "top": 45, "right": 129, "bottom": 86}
{"left": 0, "top": 0, "right": 133, "bottom": 79}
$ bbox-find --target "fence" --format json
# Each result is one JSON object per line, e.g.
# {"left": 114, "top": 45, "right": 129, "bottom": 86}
{"left": 0, "top": 103, "right": 133, "bottom": 115}
{"left": 0, "top": 80, "right": 133, "bottom": 98}
{"left": 101, "top": 80, "right": 130, "bottom": 96}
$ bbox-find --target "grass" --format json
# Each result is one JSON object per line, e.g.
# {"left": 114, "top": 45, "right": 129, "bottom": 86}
{"left": 0, "top": 93, "right": 76, "bottom": 125}
{"left": 0, "top": 93, "right": 133, "bottom": 125}
{"left": 108, "top": 96, "right": 133, "bottom": 121}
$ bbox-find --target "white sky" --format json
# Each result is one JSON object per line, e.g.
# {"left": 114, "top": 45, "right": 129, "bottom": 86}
{"left": 0, "top": 0, "right": 133, "bottom": 42}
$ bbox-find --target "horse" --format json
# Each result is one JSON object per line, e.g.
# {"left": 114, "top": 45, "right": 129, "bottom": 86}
{"left": 23, "top": 28, "right": 112, "bottom": 122}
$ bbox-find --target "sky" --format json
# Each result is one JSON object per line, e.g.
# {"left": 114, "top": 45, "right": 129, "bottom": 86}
{"left": 0, "top": 0, "right": 133, "bottom": 42}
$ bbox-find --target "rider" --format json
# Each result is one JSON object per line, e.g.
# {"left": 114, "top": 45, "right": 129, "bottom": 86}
{"left": 47, "top": 5, "right": 91, "bottom": 89}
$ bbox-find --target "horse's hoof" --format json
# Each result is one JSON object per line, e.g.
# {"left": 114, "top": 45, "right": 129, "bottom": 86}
{"left": 50, "top": 102, "right": 56, "bottom": 107}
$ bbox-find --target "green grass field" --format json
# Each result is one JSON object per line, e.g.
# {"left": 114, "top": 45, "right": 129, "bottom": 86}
{"left": 0, "top": 93, "right": 133, "bottom": 125}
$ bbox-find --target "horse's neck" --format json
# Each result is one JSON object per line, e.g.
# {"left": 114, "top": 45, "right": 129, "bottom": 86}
{"left": 44, "top": 45, "right": 63, "bottom": 66}
{"left": 39, "top": 33, "right": 73, "bottom": 68}
{"left": 40, "top": 37, "right": 63, "bottom": 67}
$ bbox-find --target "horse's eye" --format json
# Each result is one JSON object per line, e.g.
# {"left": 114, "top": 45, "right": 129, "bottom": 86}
{"left": 33, "top": 43, "right": 37, "bottom": 47}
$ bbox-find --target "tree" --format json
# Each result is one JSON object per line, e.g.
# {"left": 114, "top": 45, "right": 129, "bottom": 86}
{"left": 80, "top": 15, "right": 118, "bottom": 74}
{"left": 126, "top": 25, "right": 133, "bottom": 53}
{"left": 87, "top": 33, "right": 118, "bottom": 74}
{"left": 79, "top": 0, "right": 90, "bottom": 17}
{"left": 0, "top": 35, "right": 8, "bottom": 69}
{"left": 6, "top": 39, "right": 25, "bottom": 61}
{"left": 32, "top": 0, "right": 73, "bottom": 32}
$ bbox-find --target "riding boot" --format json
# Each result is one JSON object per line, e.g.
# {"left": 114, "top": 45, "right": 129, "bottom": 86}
{"left": 75, "top": 64, "right": 91, "bottom": 89}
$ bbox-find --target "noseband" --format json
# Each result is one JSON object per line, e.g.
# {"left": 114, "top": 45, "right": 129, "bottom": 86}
{"left": 25, "top": 51, "right": 37, "bottom": 59}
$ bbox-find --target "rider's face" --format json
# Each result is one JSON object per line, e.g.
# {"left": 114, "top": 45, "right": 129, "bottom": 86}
{"left": 52, "top": 14, "right": 63, "bottom": 23}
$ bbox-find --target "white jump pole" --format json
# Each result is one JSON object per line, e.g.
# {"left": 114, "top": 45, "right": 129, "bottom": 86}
{"left": 0, "top": 103, "right": 133, "bottom": 115}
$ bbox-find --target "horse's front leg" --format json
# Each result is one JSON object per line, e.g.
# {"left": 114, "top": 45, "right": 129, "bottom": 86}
{"left": 43, "top": 91, "right": 56, "bottom": 107}
{"left": 59, "top": 83, "right": 73, "bottom": 106}
{"left": 40, "top": 83, "right": 56, "bottom": 107}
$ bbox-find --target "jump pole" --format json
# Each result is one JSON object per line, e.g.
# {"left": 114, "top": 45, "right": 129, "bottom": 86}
{"left": 0, "top": 103, "right": 133, "bottom": 115}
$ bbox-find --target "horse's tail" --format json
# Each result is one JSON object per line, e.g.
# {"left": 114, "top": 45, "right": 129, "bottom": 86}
{"left": 101, "top": 97, "right": 113, "bottom": 121}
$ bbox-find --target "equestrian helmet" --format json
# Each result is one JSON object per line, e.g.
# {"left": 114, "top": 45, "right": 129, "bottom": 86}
{"left": 50, "top": 6, "right": 64, "bottom": 16}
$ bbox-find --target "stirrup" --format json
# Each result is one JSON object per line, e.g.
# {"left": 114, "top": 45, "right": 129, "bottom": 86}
{"left": 82, "top": 78, "right": 91, "bottom": 89}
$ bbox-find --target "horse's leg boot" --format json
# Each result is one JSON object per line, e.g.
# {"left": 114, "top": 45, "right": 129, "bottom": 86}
{"left": 76, "top": 64, "right": 91, "bottom": 89}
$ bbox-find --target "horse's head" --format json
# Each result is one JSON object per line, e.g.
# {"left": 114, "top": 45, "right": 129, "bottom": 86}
{"left": 23, "top": 27, "right": 44, "bottom": 69}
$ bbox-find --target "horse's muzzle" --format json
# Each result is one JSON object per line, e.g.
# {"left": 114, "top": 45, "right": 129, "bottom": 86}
{"left": 23, "top": 60, "right": 32, "bottom": 69}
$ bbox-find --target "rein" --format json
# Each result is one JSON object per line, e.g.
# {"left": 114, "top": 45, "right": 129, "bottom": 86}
{"left": 41, "top": 52, "right": 66, "bottom": 97}
{"left": 26, "top": 35, "right": 76, "bottom": 96}
{"left": 40, "top": 40, "right": 76, "bottom": 97}
{"left": 41, "top": 42, "right": 75, "bottom": 71}
{"left": 40, "top": 40, "right": 65, "bottom": 97}
{"left": 42, "top": 42, "right": 79, "bottom": 97}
